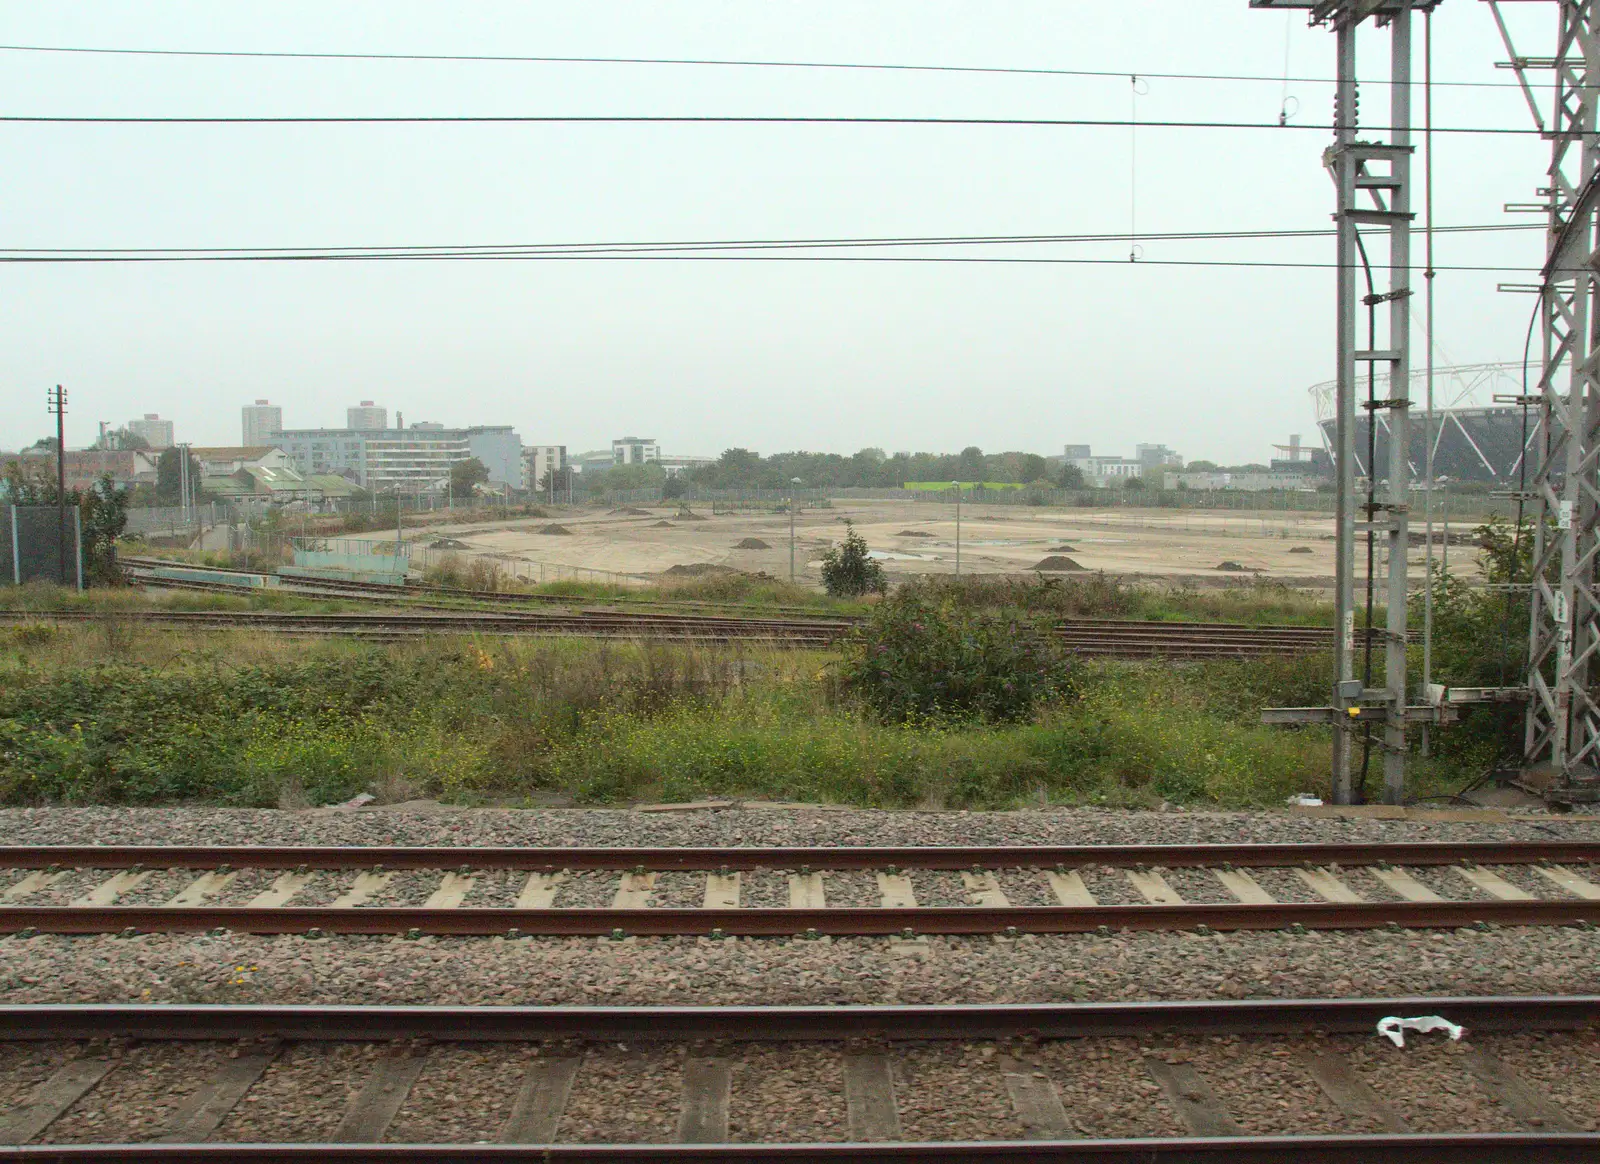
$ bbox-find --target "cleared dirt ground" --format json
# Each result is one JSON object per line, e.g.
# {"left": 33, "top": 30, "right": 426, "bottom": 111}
{"left": 392, "top": 499, "right": 1478, "bottom": 590}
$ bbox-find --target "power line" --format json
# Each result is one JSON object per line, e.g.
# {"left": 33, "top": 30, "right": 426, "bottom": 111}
{"left": 0, "top": 42, "right": 1536, "bottom": 90}
{"left": 0, "top": 252, "right": 1539, "bottom": 271}
{"left": 0, "top": 222, "right": 1538, "bottom": 256}
{"left": 0, "top": 113, "right": 1546, "bottom": 134}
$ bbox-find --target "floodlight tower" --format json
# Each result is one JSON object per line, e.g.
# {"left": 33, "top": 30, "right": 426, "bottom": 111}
{"left": 1490, "top": 1, "right": 1600, "bottom": 804}
{"left": 1253, "top": 0, "right": 1437, "bottom": 804}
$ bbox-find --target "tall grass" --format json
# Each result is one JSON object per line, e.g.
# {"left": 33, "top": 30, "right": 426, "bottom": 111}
{"left": 0, "top": 621, "right": 1364, "bottom": 809}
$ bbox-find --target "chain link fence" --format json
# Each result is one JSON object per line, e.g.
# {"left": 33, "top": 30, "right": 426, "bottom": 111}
{"left": 0, "top": 505, "right": 83, "bottom": 589}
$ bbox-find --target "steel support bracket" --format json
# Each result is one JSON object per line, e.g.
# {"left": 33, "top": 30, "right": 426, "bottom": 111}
{"left": 1262, "top": 706, "right": 1457, "bottom": 726}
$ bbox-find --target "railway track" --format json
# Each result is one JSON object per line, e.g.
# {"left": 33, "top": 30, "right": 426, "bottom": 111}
{"left": 117, "top": 556, "right": 857, "bottom": 620}
{"left": 0, "top": 996, "right": 1594, "bottom": 1157}
{"left": 0, "top": 608, "right": 849, "bottom": 646}
{"left": 3, "top": 842, "right": 1596, "bottom": 938}
{"left": 12, "top": 603, "right": 1348, "bottom": 657}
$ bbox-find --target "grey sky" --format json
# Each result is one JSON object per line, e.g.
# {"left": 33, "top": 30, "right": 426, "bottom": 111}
{"left": 0, "top": 1, "right": 1554, "bottom": 463}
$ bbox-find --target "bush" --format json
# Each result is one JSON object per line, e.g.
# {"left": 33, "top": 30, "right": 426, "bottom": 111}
{"left": 840, "top": 588, "right": 1077, "bottom": 723}
{"left": 820, "top": 521, "right": 887, "bottom": 597}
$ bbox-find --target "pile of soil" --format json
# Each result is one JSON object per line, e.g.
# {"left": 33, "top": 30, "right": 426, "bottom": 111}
{"left": 662, "top": 562, "right": 737, "bottom": 577}
{"left": 1046, "top": 544, "right": 1079, "bottom": 553}
{"left": 675, "top": 510, "right": 709, "bottom": 521}
{"left": 608, "top": 506, "right": 653, "bottom": 516}
{"left": 651, "top": 520, "right": 675, "bottom": 528}
{"left": 1288, "top": 546, "right": 1314, "bottom": 554}
{"left": 428, "top": 538, "right": 470, "bottom": 550}
{"left": 538, "top": 524, "right": 574, "bottom": 536}
{"left": 1032, "top": 555, "right": 1085, "bottom": 572}
{"left": 734, "top": 537, "right": 771, "bottom": 549}
{"left": 1216, "top": 560, "right": 1265, "bottom": 573}
{"left": 896, "top": 530, "right": 934, "bottom": 538}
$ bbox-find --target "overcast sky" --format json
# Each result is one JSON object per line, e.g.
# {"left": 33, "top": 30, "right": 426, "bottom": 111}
{"left": 0, "top": 1, "right": 1556, "bottom": 462}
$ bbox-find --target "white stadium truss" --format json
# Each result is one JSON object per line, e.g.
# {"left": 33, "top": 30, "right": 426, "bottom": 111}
{"left": 1310, "top": 362, "right": 1541, "bottom": 481}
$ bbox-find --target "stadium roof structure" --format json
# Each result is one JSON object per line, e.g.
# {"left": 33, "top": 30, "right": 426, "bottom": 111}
{"left": 1311, "top": 362, "right": 1541, "bottom": 483}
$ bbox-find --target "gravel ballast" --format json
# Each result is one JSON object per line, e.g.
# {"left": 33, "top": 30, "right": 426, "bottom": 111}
{"left": 5, "top": 804, "right": 1600, "bottom": 1143}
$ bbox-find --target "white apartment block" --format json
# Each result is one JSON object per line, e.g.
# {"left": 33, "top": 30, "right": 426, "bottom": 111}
{"left": 126, "top": 413, "right": 174, "bottom": 449}
{"left": 612, "top": 437, "right": 660, "bottom": 465}
{"left": 241, "top": 400, "right": 283, "bottom": 447}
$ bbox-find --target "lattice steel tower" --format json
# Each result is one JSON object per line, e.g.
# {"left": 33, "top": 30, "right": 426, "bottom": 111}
{"left": 1491, "top": 0, "right": 1600, "bottom": 803}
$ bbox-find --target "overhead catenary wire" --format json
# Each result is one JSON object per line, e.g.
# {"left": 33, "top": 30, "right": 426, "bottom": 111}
{"left": 0, "top": 41, "right": 1557, "bottom": 90}
{"left": 0, "top": 222, "right": 1539, "bottom": 255}
{"left": 0, "top": 252, "right": 1544, "bottom": 270}
{"left": 0, "top": 113, "right": 1554, "bottom": 134}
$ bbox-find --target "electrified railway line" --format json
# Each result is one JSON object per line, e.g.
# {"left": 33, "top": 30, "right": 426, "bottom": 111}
{"left": 0, "top": 996, "right": 1594, "bottom": 1157}
{"left": 2, "top": 842, "right": 1595, "bottom": 938}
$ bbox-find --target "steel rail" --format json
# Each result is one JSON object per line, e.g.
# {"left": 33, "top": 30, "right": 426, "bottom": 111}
{"left": 2, "top": 1001, "right": 1597, "bottom": 1160}
{"left": 0, "top": 994, "right": 1591, "bottom": 1043}
{"left": 117, "top": 556, "right": 858, "bottom": 620}
{"left": 3, "top": 841, "right": 1592, "bottom": 871}
{"left": 7, "top": 1135, "right": 1600, "bottom": 1162}
{"left": 7, "top": 900, "right": 1600, "bottom": 936}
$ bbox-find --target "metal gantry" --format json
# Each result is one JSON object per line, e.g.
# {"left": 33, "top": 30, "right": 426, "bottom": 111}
{"left": 1254, "top": 0, "right": 1436, "bottom": 804}
{"left": 1490, "top": 1, "right": 1600, "bottom": 803}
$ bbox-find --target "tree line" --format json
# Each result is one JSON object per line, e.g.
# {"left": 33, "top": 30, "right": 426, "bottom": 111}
{"left": 580, "top": 446, "right": 1086, "bottom": 495}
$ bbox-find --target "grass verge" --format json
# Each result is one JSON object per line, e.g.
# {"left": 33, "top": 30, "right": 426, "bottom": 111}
{"left": 0, "top": 621, "right": 1477, "bottom": 810}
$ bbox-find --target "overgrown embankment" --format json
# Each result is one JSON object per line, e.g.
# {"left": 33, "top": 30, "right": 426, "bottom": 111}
{"left": 0, "top": 565, "right": 1505, "bottom": 811}
{"left": 0, "top": 619, "right": 1350, "bottom": 811}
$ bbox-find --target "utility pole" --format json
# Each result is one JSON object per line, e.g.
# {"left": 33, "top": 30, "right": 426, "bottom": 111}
{"left": 1253, "top": 0, "right": 1434, "bottom": 804}
{"left": 47, "top": 385, "right": 67, "bottom": 584}
{"left": 789, "top": 477, "right": 803, "bottom": 583}
{"left": 953, "top": 482, "right": 962, "bottom": 576}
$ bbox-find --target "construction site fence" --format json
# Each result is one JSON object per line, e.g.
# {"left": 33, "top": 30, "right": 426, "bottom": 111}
{"left": 601, "top": 484, "right": 1513, "bottom": 521}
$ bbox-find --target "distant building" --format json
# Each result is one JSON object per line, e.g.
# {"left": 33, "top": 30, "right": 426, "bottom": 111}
{"left": 189, "top": 447, "right": 296, "bottom": 480}
{"left": 462, "top": 426, "right": 524, "bottom": 490}
{"left": 1270, "top": 433, "right": 1332, "bottom": 479}
{"left": 659, "top": 454, "right": 715, "bottom": 478}
{"left": 241, "top": 400, "right": 283, "bottom": 448}
{"left": 569, "top": 449, "right": 618, "bottom": 475}
{"left": 276, "top": 424, "right": 523, "bottom": 492}
{"left": 346, "top": 401, "right": 388, "bottom": 430}
{"left": 127, "top": 414, "right": 174, "bottom": 449}
{"left": 1135, "top": 443, "right": 1183, "bottom": 472}
{"left": 612, "top": 437, "right": 660, "bottom": 466}
{"left": 1063, "top": 446, "right": 1141, "bottom": 487}
{"left": 525, "top": 445, "right": 568, "bottom": 490}
{"left": 2, "top": 449, "right": 158, "bottom": 492}
{"left": 1162, "top": 470, "right": 1315, "bottom": 492}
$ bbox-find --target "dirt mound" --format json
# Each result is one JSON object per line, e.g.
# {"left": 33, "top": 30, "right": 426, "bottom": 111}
{"left": 896, "top": 530, "right": 934, "bottom": 538}
{"left": 674, "top": 510, "right": 709, "bottom": 521}
{"left": 652, "top": 520, "right": 675, "bottom": 528}
{"left": 733, "top": 538, "right": 771, "bottom": 549}
{"left": 1032, "top": 555, "right": 1085, "bottom": 572}
{"left": 1288, "top": 546, "right": 1313, "bottom": 554}
{"left": 1046, "top": 544, "right": 1078, "bottom": 553}
{"left": 662, "top": 562, "right": 737, "bottom": 577}
{"left": 607, "top": 506, "right": 653, "bottom": 516}
{"left": 538, "top": 524, "right": 574, "bottom": 535}
{"left": 1216, "top": 560, "right": 1264, "bottom": 572}
{"left": 428, "top": 538, "right": 470, "bottom": 550}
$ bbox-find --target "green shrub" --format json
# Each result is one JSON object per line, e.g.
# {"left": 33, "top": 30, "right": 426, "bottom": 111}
{"left": 820, "top": 522, "right": 887, "bottom": 597}
{"left": 840, "top": 588, "right": 1077, "bottom": 723}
